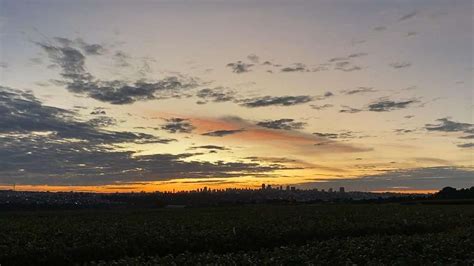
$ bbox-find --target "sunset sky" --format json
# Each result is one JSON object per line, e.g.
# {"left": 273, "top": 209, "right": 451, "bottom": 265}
{"left": 0, "top": 0, "right": 472, "bottom": 193}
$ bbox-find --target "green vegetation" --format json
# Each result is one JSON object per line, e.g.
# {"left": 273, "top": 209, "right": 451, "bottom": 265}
{"left": 0, "top": 204, "right": 473, "bottom": 265}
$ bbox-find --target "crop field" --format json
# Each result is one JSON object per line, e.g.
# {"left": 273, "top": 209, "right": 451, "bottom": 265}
{"left": 0, "top": 204, "right": 473, "bottom": 265}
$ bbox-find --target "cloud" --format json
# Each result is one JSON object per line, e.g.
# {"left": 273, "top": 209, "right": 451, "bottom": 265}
{"left": 457, "top": 143, "right": 474, "bottom": 148}
{"left": 281, "top": 63, "right": 308, "bottom": 72}
{"left": 90, "top": 107, "right": 107, "bottom": 115}
{"left": 201, "top": 129, "right": 245, "bottom": 137}
{"left": 348, "top": 52, "right": 368, "bottom": 58}
{"left": 425, "top": 118, "right": 474, "bottom": 148}
{"left": 389, "top": 62, "right": 412, "bottom": 69}
{"left": 239, "top": 95, "right": 313, "bottom": 108}
{"left": 161, "top": 118, "right": 195, "bottom": 133}
{"left": 256, "top": 119, "right": 306, "bottom": 130}
{"left": 339, "top": 106, "right": 363, "bottom": 113}
{"left": 301, "top": 166, "right": 474, "bottom": 192}
{"left": 191, "top": 116, "right": 372, "bottom": 153}
{"left": 398, "top": 11, "right": 418, "bottom": 22}
{"left": 247, "top": 54, "right": 259, "bottom": 63}
{"left": 313, "top": 131, "right": 360, "bottom": 140}
{"left": 0, "top": 87, "right": 290, "bottom": 186}
{"left": 394, "top": 129, "right": 415, "bottom": 135}
{"left": 189, "top": 145, "right": 230, "bottom": 151}
{"left": 196, "top": 87, "right": 236, "bottom": 104}
{"left": 88, "top": 116, "right": 117, "bottom": 127}
{"left": 367, "top": 99, "right": 418, "bottom": 112}
{"left": 226, "top": 61, "right": 254, "bottom": 73}
{"left": 313, "top": 132, "right": 339, "bottom": 139}
{"left": 74, "top": 38, "right": 106, "bottom": 55}
{"left": 341, "top": 87, "right": 376, "bottom": 95}
{"left": 0, "top": 86, "right": 174, "bottom": 145}
{"left": 334, "top": 61, "right": 362, "bottom": 72}
{"left": 36, "top": 38, "right": 198, "bottom": 104}
{"left": 310, "top": 104, "right": 333, "bottom": 110}
{"left": 425, "top": 118, "right": 473, "bottom": 134}
{"left": 314, "top": 91, "right": 334, "bottom": 100}
{"left": 113, "top": 51, "right": 131, "bottom": 67}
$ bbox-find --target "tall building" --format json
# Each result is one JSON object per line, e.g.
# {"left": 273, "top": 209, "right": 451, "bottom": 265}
{"left": 339, "top": 187, "right": 345, "bottom": 193}
{"left": 286, "top": 185, "right": 290, "bottom": 191}
{"left": 328, "top": 188, "right": 333, "bottom": 193}
{"left": 261, "top": 183, "right": 266, "bottom": 190}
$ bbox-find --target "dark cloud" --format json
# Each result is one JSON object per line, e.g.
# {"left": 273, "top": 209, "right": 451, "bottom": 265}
{"left": 341, "top": 87, "right": 376, "bottom": 95}
{"left": 0, "top": 87, "right": 289, "bottom": 186}
{"left": 310, "top": 104, "right": 333, "bottom": 110}
{"left": 196, "top": 87, "right": 236, "bottom": 104}
{"left": 161, "top": 118, "right": 195, "bottom": 134}
{"left": 239, "top": 95, "right": 313, "bottom": 108}
{"left": 425, "top": 118, "right": 473, "bottom": 134}
{"left": 339, "top": 106, "right": 363, "bottom": 113}
{"left": 457, "top": 143, "right": 474, "bottom": 148}
{"left": 281, "top": 63, "right": 308, "bottom": 72}
{"left": 90, "top": 107, "right": 106, "bottom": 115}
{"left": 75, "top": 38, "right": 106, "bottom": 55}
{"left": 425, "top": 118, "right": 474, "bottom": 148}
{"left": 394, "top": 129, "right": 415, "bottom": 135}
{"left": 367, "top": 99, "right": 418, "bottom": 112}
{"left": 36, "top": 38, "right": 198, "bottom": 104}
{"left": 389, "top": 62, "right": 412, "bottom": 69}
{"left": 202, "top": 129, "right": 245, "bottom": 137}
{"left": 301, "top": 166, "right": 474, "bottom": 191}
{"left": 257, "top": 119, "right": 306, "bottom": 130}
{"left": 313, "top": 132, "right": 339, "bottom": 139}
{"left": 373, "top": 26, "right": 387, "bottom": 31}
{"left": 398, "top": 11, "right": 418, "bottom": 22}
{"left": 87, "top": 116, "right": 117, "bottom": 127}
{"left": 226, "top": 61, "right": 254, "bottom": 73}
{"left": 0, "top": 86, "right": 174, "bottom": 145}
{"left": 189, "top": 145, "right": 230, "bottom": 151}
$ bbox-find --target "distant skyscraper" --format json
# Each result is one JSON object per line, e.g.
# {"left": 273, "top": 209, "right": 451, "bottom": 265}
{"left": 267, "top": 184, "right": 272, "bottom": 190}
{"left": 261, "top": 183, "right": 266, "bottom": 190}
{"left": 286, "top": 185, "right": 290, "bottom": 191}
{"left": 339, "top": 187, "right": 345, "bottom": 193}
{"left": 328, "top": 188, "right": 333, "bottom": 193}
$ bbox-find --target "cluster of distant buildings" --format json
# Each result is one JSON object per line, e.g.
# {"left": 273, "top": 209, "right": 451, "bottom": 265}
{"left": 0, "top": 185, "right": 419, "bottom": 209}
{"left": 260, "top": 184, "right": 345, "bottom": 193}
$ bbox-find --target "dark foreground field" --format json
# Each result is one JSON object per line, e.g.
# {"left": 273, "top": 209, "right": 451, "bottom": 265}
{"left": 0, "top": 204, "right": 473, "bottom": 265}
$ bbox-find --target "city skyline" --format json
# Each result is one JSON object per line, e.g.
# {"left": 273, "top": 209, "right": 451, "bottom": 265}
{"left": 0, "top": 0, "right": 472, "bottom": 193}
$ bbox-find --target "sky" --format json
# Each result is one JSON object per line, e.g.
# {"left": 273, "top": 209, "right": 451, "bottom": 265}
{"left": 0, "top": 0, "right": 472, "bottom": 193}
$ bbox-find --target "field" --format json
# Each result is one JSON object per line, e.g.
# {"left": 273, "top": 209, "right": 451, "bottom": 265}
{"left": 0, "top": 204, "right": 473, "bottom": 265}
